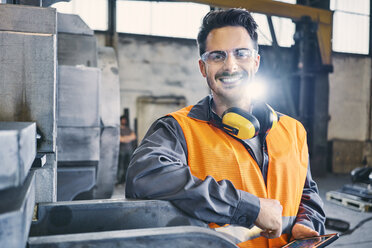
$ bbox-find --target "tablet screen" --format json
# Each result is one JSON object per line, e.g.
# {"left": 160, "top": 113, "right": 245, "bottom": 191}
{"left": 281, "top": 233, "right": 339, "bottom": 248}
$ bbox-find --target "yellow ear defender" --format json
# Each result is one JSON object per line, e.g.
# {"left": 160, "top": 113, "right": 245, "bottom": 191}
{"left": 221, "top": 103, "right": 278, "bottom": 140}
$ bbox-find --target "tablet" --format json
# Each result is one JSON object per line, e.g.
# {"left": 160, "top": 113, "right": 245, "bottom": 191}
{"left": 281, "top": 233, "right": 339, "bottom": 248}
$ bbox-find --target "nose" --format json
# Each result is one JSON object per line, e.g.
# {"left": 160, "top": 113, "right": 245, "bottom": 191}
{"left": 223, "top": 52, "right": 239, "bottom": 73}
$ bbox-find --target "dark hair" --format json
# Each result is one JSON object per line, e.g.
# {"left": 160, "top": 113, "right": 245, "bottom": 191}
{"left": 120, "top": 115, "right": 129, "bottom": 128}
{"left": 197, "top": 8, "right": 258, "bottom": 56}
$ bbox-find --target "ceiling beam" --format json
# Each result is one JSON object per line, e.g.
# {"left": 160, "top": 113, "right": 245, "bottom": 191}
{"left": 175, "top": 0, "right": 333, "bottom": 65}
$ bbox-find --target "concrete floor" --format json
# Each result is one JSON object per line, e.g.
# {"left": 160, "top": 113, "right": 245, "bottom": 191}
{"left": 316, "top": 174, "right": 372, "bottom": 248}
{"left": 113, "top": 174, "right": 372, "bottom": 247}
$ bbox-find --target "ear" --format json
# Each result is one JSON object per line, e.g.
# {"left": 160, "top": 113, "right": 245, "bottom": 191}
{"left": 198, "top": 59, "right": 207, "bottom": 77}
{"left": 254, "top": 54, "right": 261, "bottom": 73}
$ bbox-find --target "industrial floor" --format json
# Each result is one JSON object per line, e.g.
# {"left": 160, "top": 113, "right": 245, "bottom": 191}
{"left": 113, "top": 174, "right": 372, "bottom": 247}
{"left": 316, "top": 174, "right": 372, "bottom": 248}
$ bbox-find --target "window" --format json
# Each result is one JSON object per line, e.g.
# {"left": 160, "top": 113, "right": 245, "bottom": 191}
{"left": 116, "top": 1, "right": 210, "bottom": 39}
{"left": 52, "top": 0, "right": 108, "bottom": 31}
{"left": 330, "top": 0, "right": 370, "bottom": 54}
{"left": 252, "top": 0, "right": 296, "bottom": 47}
{"left": 251, "top": 13, "right": 273, "bottom": 46}
{"left": 272, "top": 16, "right": 295, "bottom": 47}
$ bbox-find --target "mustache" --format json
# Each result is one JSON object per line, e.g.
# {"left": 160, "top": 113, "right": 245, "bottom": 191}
{"left": 215, "top": 70, "right": 248, "bottom": 78}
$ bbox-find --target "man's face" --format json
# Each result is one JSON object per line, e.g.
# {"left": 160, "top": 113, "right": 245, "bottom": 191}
{"left": 198, "top": 26, "right": 260, "bottom": 105}
{"left": 121, "top": 118, "right": 127, "bottom": 127}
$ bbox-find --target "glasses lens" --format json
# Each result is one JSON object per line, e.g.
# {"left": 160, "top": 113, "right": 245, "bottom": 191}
{"left": 233, "top": 48, "right": 253, "bottom": 60}
{"left": 202, "top": 48, "right": 256, "bottom": 64}
{"left": 204, "top": 51, "right": 226, "bottom": 63}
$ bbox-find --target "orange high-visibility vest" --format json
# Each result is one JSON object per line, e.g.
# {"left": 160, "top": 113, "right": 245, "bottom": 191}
{"left": 170, "top": 105, "right": 308, "bottom": 248}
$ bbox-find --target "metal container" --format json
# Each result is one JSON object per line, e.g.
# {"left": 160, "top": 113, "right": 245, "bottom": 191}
{"left": 28, "top": 226, "right": 238, "bottom": 248}
{"left": 57, "top": 66, "right": 101, "bottom": 128}
{"left": 0, "top": 31, "right": 57, "bottom": 152}
{"left": 57, "top": 127, "right": 100, "bottom": 162}
{"left": 0, "top": 4, "right": 56, "bottom": 34}
{"left": 98, "top": 46, "right": 120, "bottom": 127}
{"left": 0, "top": 122, "right": 36, "bottom": 190}
{"left": 57, "top": 13, "right": 94, "bottom": 36}
{"left": 0, "top": 171, "right": 36, "bottom": 248}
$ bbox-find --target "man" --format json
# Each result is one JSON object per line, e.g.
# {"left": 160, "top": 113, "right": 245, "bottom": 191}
{"left": 117, "top": 115, "right": 136, "bottom": 184}
{"left": 125, "top": 8, "right": 325, "bottom": 247}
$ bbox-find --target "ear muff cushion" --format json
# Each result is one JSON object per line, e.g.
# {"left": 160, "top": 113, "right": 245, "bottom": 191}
{"left": 222, "top": 107, "right": 260, "bottom": 139}
{"left": 252, "top": 102, "right": 278, "bottom": 134}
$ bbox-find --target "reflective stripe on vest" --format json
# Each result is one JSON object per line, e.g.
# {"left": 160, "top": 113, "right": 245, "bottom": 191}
{"left": 170, "top": 105, "right": 308, "bottom": 248}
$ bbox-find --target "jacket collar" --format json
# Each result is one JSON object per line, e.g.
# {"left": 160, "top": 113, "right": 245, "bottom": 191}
{"left": 187, "top": 95, "right": 282, "bottom": 125}
{"left": 187, "top": 95, "right": 215, "bottom": 122}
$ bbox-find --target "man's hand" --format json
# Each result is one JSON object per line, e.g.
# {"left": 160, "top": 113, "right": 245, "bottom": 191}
{"left": 254, "top": 198, "right": 283, "bottom": 239}
{"left": 291, "top": 223, "right": 319, "bottom": 240}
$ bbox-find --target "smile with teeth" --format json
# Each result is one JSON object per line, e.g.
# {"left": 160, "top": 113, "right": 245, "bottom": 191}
{"left": 218, "top": 74, "right": 244, "bottom": 84}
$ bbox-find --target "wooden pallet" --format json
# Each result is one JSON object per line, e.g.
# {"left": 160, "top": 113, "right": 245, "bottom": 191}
{"left": 326, "top": 190, "right": 372, "bottom": 212}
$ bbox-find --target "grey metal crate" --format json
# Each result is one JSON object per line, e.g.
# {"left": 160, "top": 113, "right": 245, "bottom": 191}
{"left": 0, "top": 4, "right": 56, "bottom": 34}
{"left": 58, "top": 33, "right": 98, "bottom": 67}
{"left": 98, "top": 46, "right": 120, "bottom": 127}
{"left": 93, "top": 126, "right": 120, "bottom": 199}
{"left": 57, "top": 65, "right": 101, "bottom": 128}
{"left": 0, "top": 122, "right": 36, "bottom": 190}
{"left": 0, "top": 31, "right": 57, "bottom": 153}
{"left": 28, "top": 226, "right": 238, "bottom": 248}
{"left": 31, "top": 153, "right": 57, "bottom": 203}
{"left": 0, "top": 171, "right": 36, "bottom": 248}
{"left": 57, "top": 13, "right": 94, "bottom": 35}
{"left": 57, "top": 127, "right": 100, "bottom": 162}
{"left": 30, "top": 199, "right": 207, "bottom": 236}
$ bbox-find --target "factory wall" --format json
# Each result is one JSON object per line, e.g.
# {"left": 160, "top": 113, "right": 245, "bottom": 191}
{"left": 96, "top": 33, "right": 210, "bottom": 134}
{"left": 328, "top": 53, "right": 371, "bottom": 141}
{"left": 328, "top": 53, "right": 372, "bottom": 172}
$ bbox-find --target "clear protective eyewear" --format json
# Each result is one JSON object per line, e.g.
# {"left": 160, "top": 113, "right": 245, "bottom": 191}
{"left": 201, "top": 48, "right": 258, "bottom": 65}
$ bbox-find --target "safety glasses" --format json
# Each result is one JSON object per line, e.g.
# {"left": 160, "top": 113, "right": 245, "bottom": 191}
{"left": 201, "top": 48, "right": 258, "bottom": 65}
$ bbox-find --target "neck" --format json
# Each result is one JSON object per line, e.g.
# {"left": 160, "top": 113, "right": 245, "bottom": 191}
{"left": 212, "top": 95, "right": 252, "bottom": 117}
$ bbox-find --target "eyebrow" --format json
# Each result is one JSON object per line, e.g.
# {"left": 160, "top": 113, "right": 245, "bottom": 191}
{"left": 208, "top": 48, "right": 252, "bottom": 52}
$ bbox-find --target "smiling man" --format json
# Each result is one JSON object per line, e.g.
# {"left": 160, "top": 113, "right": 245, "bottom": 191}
{"left": 199, "top": 25, "right": 259, "bottom": 117}
{"left": 125, "top": 8, "right": 325, "bottom": 247}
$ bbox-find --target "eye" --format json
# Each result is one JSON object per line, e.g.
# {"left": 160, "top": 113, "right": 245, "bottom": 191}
{"left": 234, "top": 49, "right": 252, "bottom": 59}
{"left": 208, "top": 51, "right": 226, "bottom": 62}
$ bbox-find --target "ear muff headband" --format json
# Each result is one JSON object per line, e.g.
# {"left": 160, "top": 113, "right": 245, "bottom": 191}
{"left": 222, "top": 107, "right": 260, "bottom": 140}
{"left": 251, "top": 103, "right": 278, "bottom": 134}
{"left": 221, "top": 104, "right": 278, "bottom": 140}
{"left": 266, "top": 104, "right": 278, "bottom": 131}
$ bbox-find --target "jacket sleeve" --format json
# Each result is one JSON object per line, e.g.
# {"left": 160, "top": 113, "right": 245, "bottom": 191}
{"left": 125, "top": 116, "right": 260, "bottom": 228}
{"left": 295, "top": 161, "right": 326, "bottom": 234}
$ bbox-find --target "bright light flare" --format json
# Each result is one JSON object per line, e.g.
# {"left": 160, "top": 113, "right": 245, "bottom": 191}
{"left": 247, "top": 79, "right": 267, "bottom": 100}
